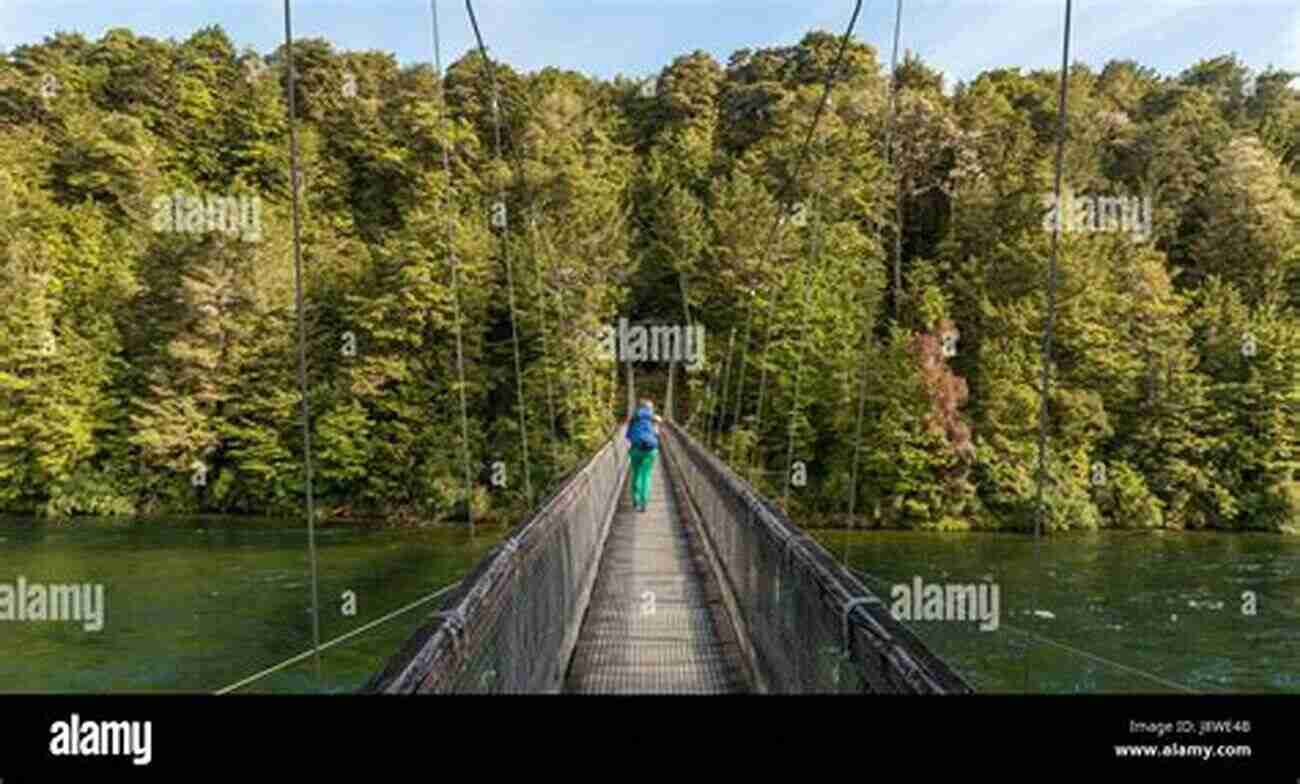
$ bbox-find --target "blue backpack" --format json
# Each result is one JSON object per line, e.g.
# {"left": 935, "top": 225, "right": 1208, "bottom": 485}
{"left": 627, "top": 408, "right": 659, "bottom": 451}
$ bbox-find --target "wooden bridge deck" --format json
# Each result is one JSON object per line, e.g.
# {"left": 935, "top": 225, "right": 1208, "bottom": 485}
{"left": 563, "top": 457, "right": 751, "bottom": 694}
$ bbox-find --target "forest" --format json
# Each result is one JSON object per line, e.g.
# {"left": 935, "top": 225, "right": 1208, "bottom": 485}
{"left": 0, "top": 27, "right": 1297, "bottom": 533}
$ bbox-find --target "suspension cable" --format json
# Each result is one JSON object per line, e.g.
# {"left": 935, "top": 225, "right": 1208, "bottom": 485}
{"left": 1036, "top": 0, "right": 1072, "bottom": 541}
{"left": 719, "top": 1, "right": 865, "bottom": 470}
{"left": 467, "top": 0, "right": 533, "bottom": 505}
{"left": 527, "top": 207, "right": 559, "bottom": 441}
{"left": 282, "top": 0, "right": 322, "bottom": 683}
{"left": 432, "top": 0, "right": 476, "bottom": 533}
{"left": 743, "top": 1, "right": 866, "bottom": 481}
{"left": 845, "top": 0, "right": 903, "bottom": 566}
{"left": 1030, "top": 0, "right": 1073, "bottom": 708}
{"left": 886, "top": 0, "right": 904, "bottom": 320}
{"left": 781, "top": 162, "right": 828, "bottom": 507}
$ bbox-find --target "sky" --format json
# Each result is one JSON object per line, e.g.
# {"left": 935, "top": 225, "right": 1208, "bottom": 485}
{"left": 1, "top": 0, "right": 1298, "bottom": 88}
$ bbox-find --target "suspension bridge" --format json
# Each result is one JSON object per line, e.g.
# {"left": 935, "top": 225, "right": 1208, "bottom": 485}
{"left": 359, "top": 0, "right": 973, "bottom": 692}
{"left": 269, "top": 0, "right": 1082, "bottom": 695}
{"left": 365, "top": 412, "right": 973, "bottom": 694}
{"left": 205, "top": 0, "right": 1260, "bottom": 702}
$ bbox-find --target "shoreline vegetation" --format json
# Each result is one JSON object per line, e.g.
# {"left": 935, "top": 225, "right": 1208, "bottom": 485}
{"left": 1, "top": 28, "right": 1297, "bottom": 534}
{"left": 2, "top": 509, "right": 1295, "bottom": 536}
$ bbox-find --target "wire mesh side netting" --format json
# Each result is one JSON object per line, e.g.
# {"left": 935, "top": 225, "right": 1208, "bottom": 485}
{"left": 363, "top": 429, "right": 628, "bottom": 693}
{"left": 661, "top": 421, "right": 974, "bottom": 694}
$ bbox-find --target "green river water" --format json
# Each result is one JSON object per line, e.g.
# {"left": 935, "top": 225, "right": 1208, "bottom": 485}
{"left": 2, "top": 517, "right": 1296, "bottom": 693}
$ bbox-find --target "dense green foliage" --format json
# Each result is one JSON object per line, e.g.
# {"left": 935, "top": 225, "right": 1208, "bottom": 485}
{"left": 1, "top": 28, "right": 1296, "bottom": 532}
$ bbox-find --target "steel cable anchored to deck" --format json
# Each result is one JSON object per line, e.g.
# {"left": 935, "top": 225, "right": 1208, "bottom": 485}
{"left": 467, "top": 0, "right": 534, "bottom": 507}
{"left": 733, "top": 0, "right": 865, "bottom": 479}
{"left": 216, "top": 581, "right": 461, "bottom": 695}
{"left": 431, "top": 0, "right": 477, "bottom": 533}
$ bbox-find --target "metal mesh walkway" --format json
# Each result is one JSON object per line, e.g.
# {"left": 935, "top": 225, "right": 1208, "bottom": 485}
{"left": 563, "top": 457, "right": 751, "bottom": 694}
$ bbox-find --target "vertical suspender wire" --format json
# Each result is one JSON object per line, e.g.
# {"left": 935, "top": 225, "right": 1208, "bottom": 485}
{"left": 743, "top": 266, "right": 790, "bottom": 483}
{"left": 711, "top": 326, "right": 737, "bottom": 450}
{"left": 782, "top": 161, "right": 826, "bottom": 509}
{"left": 745, "top": 266, "right": 791, "bottom": 483}
{"left": 747, "top": 1, "right": 864, "bottom": 484}
{"left": 1037, "top": 0, "right": 1071, "bottom": 551}
{"left": 477, "top": 76, "right": 598, "bottom": 443}
{"left": 685, "top": 373, "right": 700, "bottom": 430}
{"left": 535, "top": 218, "right": 577, "bottom": 434}
{"left": 698, "top": 329, "right": 727, "bottom": 435}
{"left": 704, "top": 331, "right": 731, "bottom": 439}
{"left": 723, "top": 292, "right": 754, "bottom": 463}
{"left": 432, "top": 0, "right": 475, "bottom": 533}
{"left": 666, "top": 358, "right": 675, "bottom": 421}
{"left": 282, "top": 0, "right": 321, "bottom": 683}
{"left": 702, "top": 324, "right": 729, "bottom": 443}
{"left": 677, "top": 295, "right": 698, "bottom": 425}
{"left": 677, "top": 272, "right": 695, "bottom": 421}
{"left": 609, "top": 337, "right": 617, "bottom": 426}
{"left": 467, "top": 0, "right": 533, "bottom": 506}
{"left": 478, "top": 27, "right": 568, "bottom": 473}
{"left": 722, "top": 0, "right": 863, "bottom": 473}
{"left": 693, "top": 360, "right": 718, "bottom": 435}
{"left": 670, "top": 214, "right": 698, "bottom": 424}
{"left": 670, "top": 289, "right": 691, "bottom": 423}
{"left": 627, "top": 362, "right": 636, "bottom": 417}
{"left": 527, "top": 207, "right": 559, "bottom": 441}
{"left": 888, "top": 0, "right": 904, "bottom": 321}
{"left": 1032, "top": 0, "right": 1073, "bottom": 692}
{"left": 519, "top": 112, "right": 619, "bottom": 449}
{"left": 846, "top": 0, "right": 902, "bottom": 567}
{"left": 687, "top": 319, "right": 723, "bottom": 434}
{"left": 513, "top": 111, "right": 566, "bottom": 447}
{"left": 843, "top": 320, "right": 871, "bottom": 567}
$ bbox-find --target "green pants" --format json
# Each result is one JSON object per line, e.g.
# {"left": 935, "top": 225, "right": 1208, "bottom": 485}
{"left": 629, "top": 447, "right": 657, "bottom": 509}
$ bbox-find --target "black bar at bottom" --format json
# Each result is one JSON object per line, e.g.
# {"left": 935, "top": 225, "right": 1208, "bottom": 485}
{"left": 0, "top": 695, "right": 1290, "bottom": 780}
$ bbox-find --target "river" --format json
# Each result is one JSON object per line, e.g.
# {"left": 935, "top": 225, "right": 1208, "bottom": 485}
{"left": 2, "top": 518, "right": 1295, "bottom": 693}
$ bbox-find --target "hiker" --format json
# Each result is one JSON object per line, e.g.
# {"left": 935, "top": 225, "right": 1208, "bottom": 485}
{"left": 625, "top": 399, "right": 663, "bottom": 513}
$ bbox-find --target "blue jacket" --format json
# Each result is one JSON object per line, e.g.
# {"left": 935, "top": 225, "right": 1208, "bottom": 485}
{"left": 626, "top": 405, "right": 659, "bottom": 451}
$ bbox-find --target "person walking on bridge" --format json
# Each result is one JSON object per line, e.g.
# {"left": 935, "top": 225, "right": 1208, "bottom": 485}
{"left": 626, "top": 399, "right": 663, "bottom": 513}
